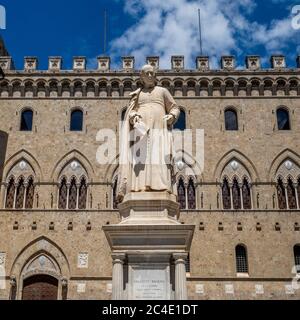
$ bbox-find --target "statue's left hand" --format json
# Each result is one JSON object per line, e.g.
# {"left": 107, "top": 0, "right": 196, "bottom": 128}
{"left": 163, "top": 114, "right": 175, "bottom": 126}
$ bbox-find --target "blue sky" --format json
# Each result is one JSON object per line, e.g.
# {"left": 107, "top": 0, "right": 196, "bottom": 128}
{"left": 0, "top": 0, "right": 299, "bottom": 70}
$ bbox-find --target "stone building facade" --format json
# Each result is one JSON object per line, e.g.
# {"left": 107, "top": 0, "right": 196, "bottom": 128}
{"left": 0, "top": 49, "right": 299, "bottom": 300}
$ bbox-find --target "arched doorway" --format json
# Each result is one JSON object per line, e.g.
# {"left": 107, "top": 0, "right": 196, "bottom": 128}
{"left": 22, "top": 275, "right": 58, "bottom": 300}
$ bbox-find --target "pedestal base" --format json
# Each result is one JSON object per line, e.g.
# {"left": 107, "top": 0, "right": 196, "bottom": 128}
{"left": 103, "top": 192, "right": 195, "bottom": 300}
{"left": 118, "top": 192, "right": 180, "bottom": 225}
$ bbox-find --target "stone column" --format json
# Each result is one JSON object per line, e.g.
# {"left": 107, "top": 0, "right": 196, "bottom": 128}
{"left": 23, "top": 182, "right": 28, "bottom": 209}
{"left": 13, "top": 183, "right": 17, "bottom": 209}
{"left": 173, "top": 253, "right": 188, "bottom": 300}
{"left": 112, "top": 253, "right": 126, "bottom": 300}
{"left": 284, "top": 183, "right": 289, "bottom": 209}
{"left": 229, "top": 183, "right": 233, "bottom": 209}
{"left": 239, "top": 183, "right": 243, "bottom": 210}
{"left": 294, "top": 183, "right": 299, "bottom": 209}
{"left": 76, "top": 183, "right": 80, "bottom": 210}
{"left": 66, "top": 183, "right": 70, "bottom": 209}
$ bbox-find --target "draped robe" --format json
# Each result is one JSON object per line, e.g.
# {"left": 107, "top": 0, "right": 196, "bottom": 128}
{"left": 118, "top": 86, "right": 180, "bottom": 199}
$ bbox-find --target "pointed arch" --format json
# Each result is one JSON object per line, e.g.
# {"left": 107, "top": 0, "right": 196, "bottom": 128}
{"left": 173, "top": 149, "right": 203, "bottom": 183}
{"left": 3, "top": 149, "right": 42, "bottom": 182}
{"left": 268, "top": 149, "right": 300, "bottom": 182}
{"left": 103, "top": 154, "right": 120, "bottom": 183}
{"left": 78, "top": 177, "right": 87, "bottom": 209}
{"left": 214, "top": 149, "right": 259, "bottom": 183}
{"left": 50, "top": 150, "right": 94, "bottom": 182}
{"left": 9, "top": 236, "right": 70, "bottom": 299}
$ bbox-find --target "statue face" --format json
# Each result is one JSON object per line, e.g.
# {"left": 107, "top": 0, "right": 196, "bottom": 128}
{"left": 141, "top": 65, "right": 156, "bottom": 87}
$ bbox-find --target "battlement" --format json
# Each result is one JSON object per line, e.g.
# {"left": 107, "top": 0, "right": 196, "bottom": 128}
{"left": 0, "top": 55, "right": 299, "bottom": 99}
{"left": 0, "top": 55, "right": 300, "bottom": 73}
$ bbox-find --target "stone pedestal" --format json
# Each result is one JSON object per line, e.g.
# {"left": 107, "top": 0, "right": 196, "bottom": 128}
{"left": 103, "top": 192, "right": 194, "bottom": 300}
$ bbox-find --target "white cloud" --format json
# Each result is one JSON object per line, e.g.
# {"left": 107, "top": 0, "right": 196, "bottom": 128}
{"left": 109, "top": 0, "right": 299, "bottom": 69}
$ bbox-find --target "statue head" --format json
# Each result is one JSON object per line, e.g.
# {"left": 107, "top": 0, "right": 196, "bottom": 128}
{"left": 140, "top": 64, "right": 156, "bottom": 88}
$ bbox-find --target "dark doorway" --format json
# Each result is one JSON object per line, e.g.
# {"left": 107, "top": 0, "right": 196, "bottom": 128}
{"left": 22, "top": 275, "right": 58, "bottom": 300}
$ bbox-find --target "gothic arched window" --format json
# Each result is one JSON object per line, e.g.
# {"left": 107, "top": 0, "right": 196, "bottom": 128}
{"left": 242, "top": 178, "right": 252, "bottom": 209}
{"left": 277, "top": 108, "right": 290, "bottom": 130}
{"left": 25, "top": 177, "right": 35, "bottom": 209}
{"left": 70, "top": 109, "right": 83, "bottom": 131}
{"left": 235, "top": 245, "right": 248, "bottom": 273}
{"left": 277, "top": 178, "right": 287, "bottom": 209}
{"left": 20, "top": 109, "right": 33, "bottom": 131}
{"left": 222, "top": 178, "right": 231, "bottom": 209}
{"left": 187, "top": 178, "right": 196, "bottom": 209}
{"left": 294, "top": 245, "right": 300, "bottom": 271}
{"left": 78, "top": 178, "right": 87, "bottom": 209}
{"left": 232, "top": 178, "right": 241, "bottom": 209}
{"left": 287, "top": 178, "right": 297, "bottom": 209}
{"left": 58, "top": 178, "right": 67, "bottom": 209}
{"left": 112, "top": 178, "right": 118, "bottom": 209}
{"left": 225, "top": 108, "right": 238, "bottom": 131}
{"left": 121, "top": 109, "right": 127, "bottom": 122}
{"left": 15, "top": 178, "right": 25, "bottom": 209}
{"left": 5, "top": 177, "right": 15, "bottom": 209}
{"left": 174, "top": 109, "right": 186, "bottom": 131}
{"left": 297, "top": 178, "right": 300, "bottom": 207}
{"left": 177, "top": 178, "right": 186, "bottom": 209}
{"left": 68, "top": 177, "right": 77, "bottom": 209}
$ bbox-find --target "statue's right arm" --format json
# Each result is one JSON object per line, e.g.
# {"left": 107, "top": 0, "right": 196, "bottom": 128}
{"left": 128, "top": 93, "right": 141, "bottom": 125}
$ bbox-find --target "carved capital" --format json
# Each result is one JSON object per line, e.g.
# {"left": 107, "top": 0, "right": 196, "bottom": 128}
{"left": 173, "top": 253, "right": 188, "bottom": 263}
{"left": 112, "top": 253, "right": 126, "bottom": 264}
{"left": 61, "top": 277, "right": 68, "bottom": 287}
{"left": 10, "top": 276, "right": 16, "bottom": 287}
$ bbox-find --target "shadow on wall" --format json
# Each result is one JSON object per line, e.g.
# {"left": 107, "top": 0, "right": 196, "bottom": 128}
{"left": 0, "top": 130, "right": 8, "bottom": 183}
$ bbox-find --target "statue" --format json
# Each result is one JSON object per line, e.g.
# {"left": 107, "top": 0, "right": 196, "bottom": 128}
{"left": 117, "top": 65, "right": 180, "bottom": 202}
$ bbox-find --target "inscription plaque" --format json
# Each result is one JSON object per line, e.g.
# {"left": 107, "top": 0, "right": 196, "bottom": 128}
{"left": 130, "top": 265, "right": 170, "bottom": 300}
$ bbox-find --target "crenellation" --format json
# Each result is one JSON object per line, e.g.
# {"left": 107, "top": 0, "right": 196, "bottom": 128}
{"left": 221, "top": 56, "right": 235, "bottom": 70}
{"left": 97, "top": 56, "right": 110, "bottom": 71}
{"left": 271, "top": 55, "right": 286, "bottom": 69}
{"left": 146, "top": 56, "right": 159, "bottom": 69}
{"left": 48, "top": 56, "right": 62, "bottom": 71}
{"left": 246, "top": 55, "right": 261, "bottom": 71}
{"left": 171, "top": 55, "right": 184, "bottom": 70}
{"left": 0, "top": 56, "right": 13, "bottom": 70}
{"left": 73, "top": 56, "right": 86, "bottom": 71}
{"left": 0, "top": 55, "right": 299, "bottom": 74}
{"left": 196, "top": 56, "right": 210, "bottom": 71}
{"left": 24, "top": 57, "right": 38, "bottom": 71}
{"left": 122, "top": 56, "right": 135, "bottom": 70}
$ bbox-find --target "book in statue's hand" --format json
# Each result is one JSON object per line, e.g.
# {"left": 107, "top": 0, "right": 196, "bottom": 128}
{"left": 134, "top": 120, "right": 149, "bottom": 136}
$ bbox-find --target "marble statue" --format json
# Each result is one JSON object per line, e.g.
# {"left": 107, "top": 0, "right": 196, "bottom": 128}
{"left": 117, "top": 65, "right": 180, "bottom": 202}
